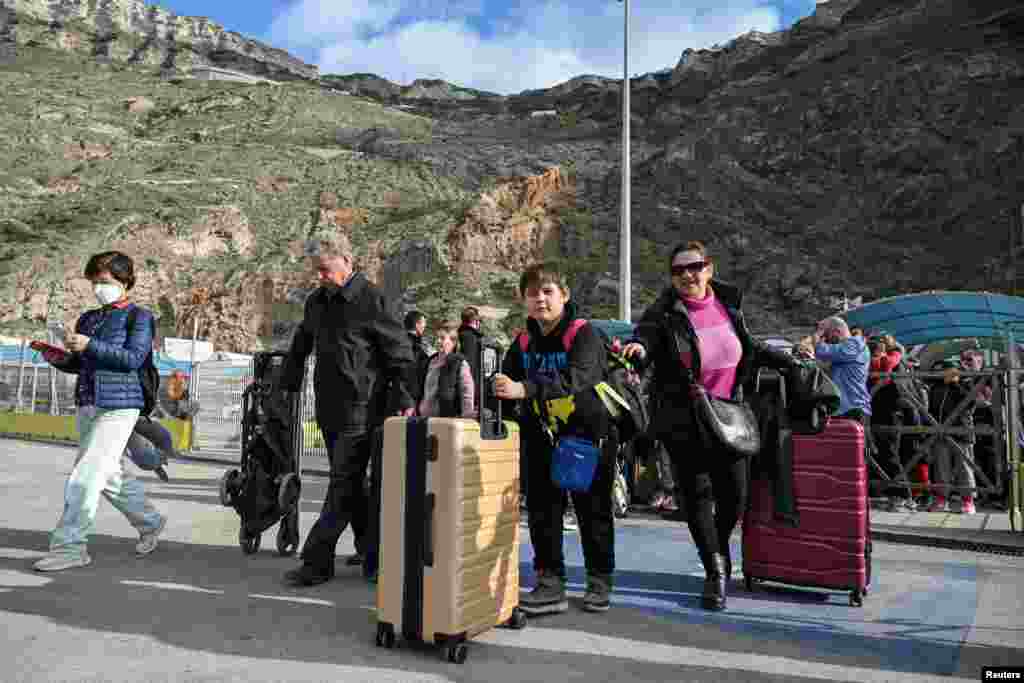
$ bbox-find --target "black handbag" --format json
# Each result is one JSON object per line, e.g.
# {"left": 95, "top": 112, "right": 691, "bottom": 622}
{"left": 664, "top": 315, "right": 762, "bottom": 456}
{"left": 695, "top": 391, "right": 762, "bottom": 457}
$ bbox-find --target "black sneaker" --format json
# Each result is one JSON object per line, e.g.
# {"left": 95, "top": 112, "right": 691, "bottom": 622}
{"left": 154, "top": 466, "right": 170, "bottom": 483}
{"left": 582, "top": 574, "right": 612, "bottom": 613}
{"left": 520, "top": 571, "right": 568, "bottom": 616}
{"left": 283, "top": 564, "right": 334, "bottom": 587}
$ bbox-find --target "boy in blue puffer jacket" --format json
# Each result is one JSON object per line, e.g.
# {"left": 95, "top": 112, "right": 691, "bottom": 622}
{"left": 34, "top": 251, "right": 167, "bottom": 571}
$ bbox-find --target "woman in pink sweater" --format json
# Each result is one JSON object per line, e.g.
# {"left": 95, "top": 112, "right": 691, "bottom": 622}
{"left": 418, "top": 322, "right": 475, "bottom": 418}
{"left": 623, "top": 241, "right": 799, "bottom": 611}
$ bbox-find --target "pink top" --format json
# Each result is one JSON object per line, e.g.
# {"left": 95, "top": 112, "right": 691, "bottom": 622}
{"left": 682, "top": 291, "right": 742, "bottom": 399}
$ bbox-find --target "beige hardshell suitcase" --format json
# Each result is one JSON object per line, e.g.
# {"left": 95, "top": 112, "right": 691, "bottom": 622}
{"left": 374, "top": 413, "right": 525, "bottom": 663}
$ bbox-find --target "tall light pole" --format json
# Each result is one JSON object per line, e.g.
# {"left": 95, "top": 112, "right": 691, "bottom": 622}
{"left": 618, "top": 0, "right": 631, "bottom": 323}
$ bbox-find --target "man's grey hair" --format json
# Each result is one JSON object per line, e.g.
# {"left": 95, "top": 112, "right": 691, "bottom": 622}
{"left": 820, "top": 316, "right": 850, "bottom": 335}
{"left": 303, "top": 233, "right": 353, "bottom": 260}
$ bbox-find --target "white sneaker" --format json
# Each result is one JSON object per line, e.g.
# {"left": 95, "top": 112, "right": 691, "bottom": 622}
{"left": 136, "top": 515, "right": 167, "bottom": 556}
{"left": 34, "top": 551, "right": 92, "bottom": 572}
{"left": 563, "top": 509, "right": 578, "bottom": 531}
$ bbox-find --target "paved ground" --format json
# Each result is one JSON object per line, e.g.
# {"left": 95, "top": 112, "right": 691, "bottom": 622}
{"left": 2, "top": 438, "right": 1023, "bottom": 682}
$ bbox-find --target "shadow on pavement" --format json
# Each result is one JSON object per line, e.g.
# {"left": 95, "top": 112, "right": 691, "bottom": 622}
{"left": 0, "top": 525, "right": 1021, "bottom": 681}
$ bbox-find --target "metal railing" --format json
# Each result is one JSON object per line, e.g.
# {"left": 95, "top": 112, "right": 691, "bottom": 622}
{"left": 0, "top": 349, "right": 332, "bottom": 475}
{"left": 189, "top": 356, "right": 329, "bottom": 474}
{"left": 0, "top": 356, "right": 78, "bottom": 416}
{"left": 867, "top": 368, "right": 1021, "bottom": 509}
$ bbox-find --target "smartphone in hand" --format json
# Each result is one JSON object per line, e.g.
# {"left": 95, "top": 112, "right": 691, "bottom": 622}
{"left": 30, "top": 340, "right": 70, "bottom": 364}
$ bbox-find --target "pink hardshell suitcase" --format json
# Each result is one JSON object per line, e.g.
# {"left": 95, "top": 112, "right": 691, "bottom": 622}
{"left": 742, "top": 416, "right": 871, "bottom": 607}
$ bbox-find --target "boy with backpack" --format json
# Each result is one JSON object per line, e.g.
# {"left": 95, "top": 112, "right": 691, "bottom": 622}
{"left": 494, "top": 263, "right": 618, "bottom": 615}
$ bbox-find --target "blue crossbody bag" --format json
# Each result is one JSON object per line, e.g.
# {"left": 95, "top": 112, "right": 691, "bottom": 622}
{"left": 551, "top": 436, "right": 602, "bottom": 492}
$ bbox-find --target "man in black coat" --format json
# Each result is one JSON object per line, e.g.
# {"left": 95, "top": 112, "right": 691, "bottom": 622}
{"left": 405, "top": 310, "right": 430, "bottom": 403}
{"left": 458, "top": 306, "right": 483, "bottom": 405}
{"left": 280, "top": 234, "right": 415, "bottom": 587}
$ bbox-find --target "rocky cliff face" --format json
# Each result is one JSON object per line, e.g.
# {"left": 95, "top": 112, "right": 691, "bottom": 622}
{"left": 369, "top": 0, "right": 1023, "bottom": 328}
{"left": 2, "top": 0, "right": 1022, "bottom": 351}
{"left": 0, "top": 0, "right": 317, "bottom": 79}
{"left": 321, "top": 73, "right": 498, "bottom": 100}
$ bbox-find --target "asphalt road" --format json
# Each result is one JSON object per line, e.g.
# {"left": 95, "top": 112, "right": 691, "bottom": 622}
{"left": 1, "top": 439, "right": 1022, "bottom": 682}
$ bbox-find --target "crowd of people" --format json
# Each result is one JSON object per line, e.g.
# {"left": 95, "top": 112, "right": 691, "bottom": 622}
{"left": 796, "top": 321, "right": 1011, "bottom": 514}
{"left": 27, "top": 238, "right": 1022, "bottom": 621}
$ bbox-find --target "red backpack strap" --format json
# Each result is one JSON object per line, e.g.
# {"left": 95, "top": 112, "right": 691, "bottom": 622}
{"left": 519, "top": 319, "right": 587, "bottom": 354}
{"left": 561, "top": 319, "right": 588, "bottom": 352}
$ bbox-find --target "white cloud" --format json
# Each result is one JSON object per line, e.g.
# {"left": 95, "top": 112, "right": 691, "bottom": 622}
{"left": 269, "top": 0, "right": 789, "bottom": 94}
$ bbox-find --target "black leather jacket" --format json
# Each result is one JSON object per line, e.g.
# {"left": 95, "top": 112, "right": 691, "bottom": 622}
{"left": 631, "top": 281, "right": 797, "bottom": 441}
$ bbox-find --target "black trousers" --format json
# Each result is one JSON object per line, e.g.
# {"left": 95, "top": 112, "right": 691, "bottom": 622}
{"left": 526, "top": 435, "right": 616, "bottom": 579}
{"left": 301, "top": 427, "right": 376, "bottom": 570}
{"left": 665, "top": 437, "right": 748, "bottom": 568}
{"left": 872, "top": 411, "right": 912, "bottom": 496}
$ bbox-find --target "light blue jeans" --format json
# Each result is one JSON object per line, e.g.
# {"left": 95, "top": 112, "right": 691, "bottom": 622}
{"left": 49, "top": 406, "right": 163, "bottom": 557}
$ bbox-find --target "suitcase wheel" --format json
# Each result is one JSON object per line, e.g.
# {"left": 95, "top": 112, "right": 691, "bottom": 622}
{"left": 219, "top": 469, "right": 241, "bottom": 507}
{"left": 375, "top": 623, "right": 396, "bottom": 649}
{"left": 849, "top": 590, "right": 864, "bottom": 608}
{"left": 276, "top": 514, "right": 299, "bottom": 557}
{"left": 239, "top": 529, "right": 260, "bottom": 555}
{"left": 445, "top": 643, "right": 468, "bottom": 664}
{"left": 505, "top": 607, "right": 528, "bottom": 630}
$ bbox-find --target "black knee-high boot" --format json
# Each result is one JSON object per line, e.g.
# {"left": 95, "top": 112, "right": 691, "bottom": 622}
{"left": 701, "top": 553, "right": 728, "bottom": 611}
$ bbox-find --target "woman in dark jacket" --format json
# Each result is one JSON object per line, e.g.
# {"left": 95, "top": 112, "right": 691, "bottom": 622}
{"left": 623, "top": 241, "right": 798, "bottom": 610}
{"left": 34, "top": 251, "right": 167, "bottom": 572}
{"left": 495, "top": 262, "right": 615, "bottom": 615}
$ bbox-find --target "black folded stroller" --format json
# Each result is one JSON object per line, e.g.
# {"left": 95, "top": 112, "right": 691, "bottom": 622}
{"left": 219, "top": 351, "right": 303, "bottom": 555}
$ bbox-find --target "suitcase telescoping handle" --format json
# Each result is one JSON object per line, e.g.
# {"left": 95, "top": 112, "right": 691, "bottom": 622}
{"left": 478, "top": 340, "right": 507, "bottom": 440}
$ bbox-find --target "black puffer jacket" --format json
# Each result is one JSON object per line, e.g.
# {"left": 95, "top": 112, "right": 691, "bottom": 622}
{"left": 281, "top": 273, "right": 414, "bottom": 435}
{"left": 432, "top": 352, "right": 469, "bottom": 418}
{"left": 631, "top": 281, "right": 797, "bottom": 442}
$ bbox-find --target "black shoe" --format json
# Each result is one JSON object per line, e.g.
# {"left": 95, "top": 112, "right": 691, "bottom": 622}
{"left": 345, "top": 553, "right": 364, "bottom": 566}
{"left": 154, "top": 466, "right": 170, "bottom": 483}
{"left": 283, "top": 564, "right": 334, "bottom": 587}
{"left": 661, "top": 508, "right": 687, "bottom": 522}
{"left": 700, "top": 553, "right": 727, "bottom": 611}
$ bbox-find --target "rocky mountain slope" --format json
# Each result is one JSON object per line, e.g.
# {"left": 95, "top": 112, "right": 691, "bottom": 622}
{"left": 1, "top": 0, "right": 1022, "bottom": 352}
{"left": 337, "top": 0, "right": 1024, "bottom": 328}
{"left": 0, "top": 0, "right": 316, "bottom": 79}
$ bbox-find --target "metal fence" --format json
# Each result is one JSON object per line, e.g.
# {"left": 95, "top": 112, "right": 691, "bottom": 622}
{"left": 189, "top": 356, "right": 329, "bottom": 474}
{"left": 0, "top": 355, "right": 78, "bottom": 416}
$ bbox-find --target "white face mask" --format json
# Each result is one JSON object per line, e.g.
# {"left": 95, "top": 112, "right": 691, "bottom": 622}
{"left": 94, "top": 282, "right": 124, "bottom": 306}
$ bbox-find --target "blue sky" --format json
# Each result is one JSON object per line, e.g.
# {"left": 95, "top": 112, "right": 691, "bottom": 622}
{"left": 155, "top": 0, "right": 819, "bottom": 94}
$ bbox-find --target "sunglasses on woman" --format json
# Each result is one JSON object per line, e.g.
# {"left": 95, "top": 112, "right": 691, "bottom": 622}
{"left": 670, "top": 261, "right": 708, "bottom": 276}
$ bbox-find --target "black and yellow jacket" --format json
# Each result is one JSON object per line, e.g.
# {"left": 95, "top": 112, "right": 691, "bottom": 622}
{"left": 500, "top": 302, "right": 610, "bottom": 447}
